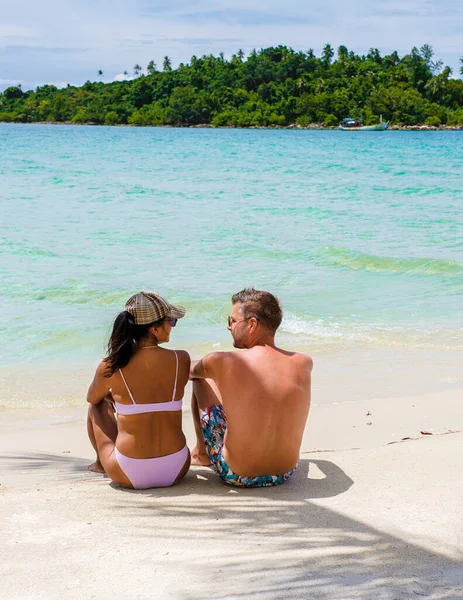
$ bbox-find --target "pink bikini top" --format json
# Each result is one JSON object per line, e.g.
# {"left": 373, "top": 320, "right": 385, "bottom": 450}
{"left": 115, "top": 350, "right": 183, "bottom": 415}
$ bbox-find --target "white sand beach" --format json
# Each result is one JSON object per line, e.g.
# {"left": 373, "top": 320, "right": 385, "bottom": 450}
{"left": 1, "top": 380, "right": 462, "bottom": 600}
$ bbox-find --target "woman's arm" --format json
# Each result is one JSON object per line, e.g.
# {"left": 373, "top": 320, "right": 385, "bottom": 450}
{"left": 87, "top": 361, "right": 112, "bottom": 404}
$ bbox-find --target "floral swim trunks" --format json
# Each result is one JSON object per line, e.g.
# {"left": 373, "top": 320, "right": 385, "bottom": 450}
{"left": 200, "top": 404, "right": 296, "bottom": 488}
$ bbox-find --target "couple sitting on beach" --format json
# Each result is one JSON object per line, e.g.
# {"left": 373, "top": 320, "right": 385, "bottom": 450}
{"left": 87, "top": 288, "right": 313, "bottom": 489}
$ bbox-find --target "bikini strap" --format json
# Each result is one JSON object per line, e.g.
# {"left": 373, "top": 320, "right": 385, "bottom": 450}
{"left": 172, "top": 350, "right": 178, "bottom": 401}
{"left": 119, "top": 369, "right": 136, "bottom": 404}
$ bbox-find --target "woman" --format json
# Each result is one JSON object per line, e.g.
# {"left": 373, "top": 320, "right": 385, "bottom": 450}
{"left": 87, "top": 291, "right": 191, "bottom": 488}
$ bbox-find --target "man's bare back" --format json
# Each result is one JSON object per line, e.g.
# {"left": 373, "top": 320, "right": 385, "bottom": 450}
{"left": 190, "top": 288, "right": 312, "bottom": 485}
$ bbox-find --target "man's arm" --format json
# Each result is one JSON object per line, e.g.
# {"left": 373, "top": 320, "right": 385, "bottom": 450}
{"left": 87, "top": 361, "right": 112, "bottom": 404}
{"left": 189, "top": 359, "right": 205, "bottom": 380}
{"left": 189, "top": 352, "right": 223, "bottom": 380}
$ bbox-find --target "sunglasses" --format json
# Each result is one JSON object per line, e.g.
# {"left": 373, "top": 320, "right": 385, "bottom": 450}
{"left": 166, "top": 318, "right": 178, "bottom": 327}
{"left": 227, "top": 316, "right": 248, "bottom": 327}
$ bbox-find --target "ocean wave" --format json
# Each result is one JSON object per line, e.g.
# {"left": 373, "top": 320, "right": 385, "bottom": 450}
{"left": 319, "top": 247, "right": 463, "bottom": 276}
{"left": 280, "top": 314, "right": 463, "bottom": 350}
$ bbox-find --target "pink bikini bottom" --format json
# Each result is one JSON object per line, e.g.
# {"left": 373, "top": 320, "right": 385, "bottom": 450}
{"left": 114, "top": 445, "right": 189, "bottom": 489}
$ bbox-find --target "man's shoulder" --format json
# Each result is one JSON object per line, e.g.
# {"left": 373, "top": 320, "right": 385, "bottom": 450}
{"left": 292, "top": 351, "right": 313, "bottom": 366}
{"left": 293, "top": 352, "right": 313, "bottom": 373}
{"left": 203, "top": 351, "right": 236, "bottom": 365}
{"left": 277, "top": 348, "right": 313, "bottom": 371}
{"left": 201, "top": 351, "right": 237, "bottom": 379}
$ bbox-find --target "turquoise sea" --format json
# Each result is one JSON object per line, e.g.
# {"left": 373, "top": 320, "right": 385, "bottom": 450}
{"left": 1, "top": 124, "right": 462, "bottom": 406}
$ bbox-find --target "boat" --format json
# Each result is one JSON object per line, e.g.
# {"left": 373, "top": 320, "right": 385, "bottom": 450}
{"left": 339, "top": 115, "right": 389, "bottom": 131}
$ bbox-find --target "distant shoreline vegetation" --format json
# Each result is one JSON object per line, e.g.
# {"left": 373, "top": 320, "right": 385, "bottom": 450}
{"left": 1, "top": 45, "right": 463, "bottom": 128}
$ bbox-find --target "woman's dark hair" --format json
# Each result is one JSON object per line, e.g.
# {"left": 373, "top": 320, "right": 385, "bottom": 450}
{"left": 103, "top": 311, "right": 164, "bottom": 377}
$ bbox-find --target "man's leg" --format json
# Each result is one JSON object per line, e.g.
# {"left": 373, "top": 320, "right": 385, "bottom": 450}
{"left": 190, "top": 378, "right": 222, "bottom": 466}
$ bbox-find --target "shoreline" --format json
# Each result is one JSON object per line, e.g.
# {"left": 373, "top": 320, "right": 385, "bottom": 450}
{"left": 1, "top": 344, "right": 462, "bottom": 410}
{"left": 2, "top": 120, "right": 463, "bottom": 131}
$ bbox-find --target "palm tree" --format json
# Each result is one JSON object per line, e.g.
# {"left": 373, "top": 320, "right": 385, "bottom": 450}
{"left": 133, "top": 64, "right": 142, "bottom": 77}
{"left": 420, "top": 44, "right": 434, "bottom": 67}
{"left": 459, "top": 58, "right": 463, "bottom": 77}
{"left": 147, "top": 60, "right": 157, "bottom": 75}
{"left": 337, "top": 45, "right": 348, "bottom": 61}
{"left": 441, "top": 66, "right": 452, "bottom": 79}
{"left": 163, "top": 56, "right": 172, "bottom": 71}
{"left": 123, "top": 70, "right": 129, "bottom": 77}
{"left": 430, "top": 59, "right": 443, "bottom": 75}
{"left": 97, "top": 69, "right": 103, "bottom": 81}
{"left": 322, "top": 44, "right": 334, "bottom": 65}
{"left": 237, "top": 49, "right": 245, "bottom": 62}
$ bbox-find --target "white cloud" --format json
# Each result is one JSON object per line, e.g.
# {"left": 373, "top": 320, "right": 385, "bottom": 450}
{"left": 50, "top": 81, "right": 69, "bottom": 89}
{"left": 114, "top": 73, "right": 133, "bottom": 82}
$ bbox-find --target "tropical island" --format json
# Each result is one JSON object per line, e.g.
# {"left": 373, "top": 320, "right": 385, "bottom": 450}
{"left": 1, "top": 44, "right": 462, "bottom": 128}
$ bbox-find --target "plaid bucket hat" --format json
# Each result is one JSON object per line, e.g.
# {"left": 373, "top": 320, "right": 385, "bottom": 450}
{"left": 125, "top": 291, "right": 186, "bottom": 325}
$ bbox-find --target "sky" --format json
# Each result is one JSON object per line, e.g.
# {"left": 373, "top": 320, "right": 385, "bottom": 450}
{"left": 1, "top": 0, "right": 462, "bottom": 91}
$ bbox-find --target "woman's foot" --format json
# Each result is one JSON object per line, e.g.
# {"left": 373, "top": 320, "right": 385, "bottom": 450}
{"left": 190, "top": 447, "right": 212, "bottom": 467}
{"left": 88, "top": 461, "right": 105, "bottom": 473}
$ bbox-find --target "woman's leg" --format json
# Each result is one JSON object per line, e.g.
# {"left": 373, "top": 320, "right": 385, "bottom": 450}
{"left": 87, "top": 393, "right": 115, "bottom": 472}
{"left": 87, "top": 404, "right": 109, "bottom": 473}
{"left": 190, "top": 378, "right": 222, "bottom": 466}
{"left": 172, "top": 448, "right": 191, "bottom": 485}
{"left": 87, "top": 401, "right": 132, "bottom": 487}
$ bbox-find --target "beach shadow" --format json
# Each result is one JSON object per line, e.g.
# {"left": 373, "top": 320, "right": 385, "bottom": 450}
{"left": 0, "top": 452, "right": 353, "bottom": 497}
{"left": 110, "top": 473, "right": 462, "bottom": 600}
{"left": 2, "top": 450, "right": 462, "bottom": 598}
{"left": 100, "top": 455, "right": 461, "bottom": 600}
{"left": 0, "top": 451, "right": 104, "bottom": 482}
{"left": 109, "top": 458, "right": 354, "bottom": 500}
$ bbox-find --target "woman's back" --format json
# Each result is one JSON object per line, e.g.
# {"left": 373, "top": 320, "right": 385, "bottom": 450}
{"left": 111, "top": 347, "right": 190, "bottom": 458}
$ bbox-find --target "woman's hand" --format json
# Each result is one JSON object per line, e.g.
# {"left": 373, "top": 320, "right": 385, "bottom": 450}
{"left": 104, "top": 390, "right": 116, "bottom": 411}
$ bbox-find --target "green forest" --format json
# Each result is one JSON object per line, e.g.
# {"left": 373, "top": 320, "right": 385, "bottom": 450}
{"left": 1, "top": 44, "right": 463, "bottom": 127}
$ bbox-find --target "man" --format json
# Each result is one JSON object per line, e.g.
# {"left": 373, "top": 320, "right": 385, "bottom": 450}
{"left": 190, "top": 288, "right": 312, "bottom": 487}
